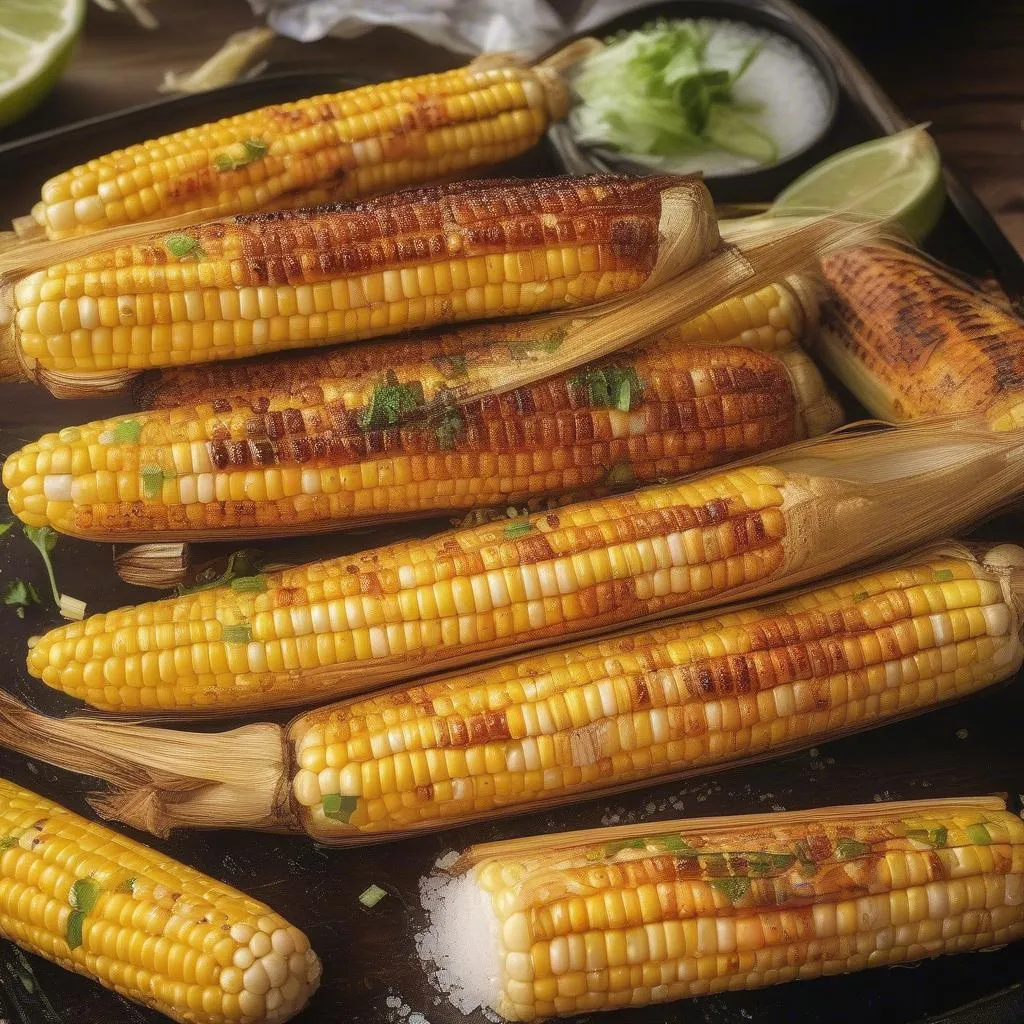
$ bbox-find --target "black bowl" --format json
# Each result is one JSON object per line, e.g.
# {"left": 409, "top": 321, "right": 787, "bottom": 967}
{"left": 545, "top": 0, "right": 842, "bottom": 203}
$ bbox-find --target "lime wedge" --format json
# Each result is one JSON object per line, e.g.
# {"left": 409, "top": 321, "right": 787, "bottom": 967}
{"left": 773, "top": 126, "right": 945, "bottom": 242}
{"left": 0, "top": 0, "right": 85, "bottom": 130}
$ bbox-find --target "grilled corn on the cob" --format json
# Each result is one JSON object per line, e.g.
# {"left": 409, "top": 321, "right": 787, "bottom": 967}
{"left": 24, "top": 422, "right": 1024, "bottom": 715}
{"left": 0, "top": 778, "right": 320, "bottom": 1023}
{"left": 816, "top": 244, "right": 1024, "bottom": 429}
{"left": 26, "top": 53, "right": 575, "bottom": 240}
{"left": 421, "top": 797, "right": 1024, "bottom": 1020}
{"left": 5, "top": 330, "right": 840, "bottom": 542}
{"left": 1, "top": 544, "right": 1015, "bottom": 842}
{"left": 2, "top": 175, "right": 717, "bottom": 395}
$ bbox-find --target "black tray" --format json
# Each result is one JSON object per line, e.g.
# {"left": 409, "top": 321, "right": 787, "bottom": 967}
{"left": 1, "top": 5, "right": 1024, "bottom": 1024}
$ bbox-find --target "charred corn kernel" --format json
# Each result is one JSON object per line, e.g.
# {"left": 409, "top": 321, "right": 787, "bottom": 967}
{"left": 444, "top": 799, "right": 1024, "bottom": 1020}
{"left": 289, "top": 546, "right": 1024, "bottom": 840}
{"left": 816, "top": 245, "right": 1024, "bottom": 430}
{"left": 11, "top": 175, "right": 697, "bottom": 377}
{"left": 0, "top": 778, "right": 320, "bottom": 1023}
{"left": 6, "top": 334, "right": 839, "bottom": 539}
{"left": 30, "top": 58, "right": 571, "bottom": 239}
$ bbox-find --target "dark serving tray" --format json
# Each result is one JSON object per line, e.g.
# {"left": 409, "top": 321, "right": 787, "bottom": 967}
{"left": 1, "top": 4, "right": 1023, "bottom": 1023}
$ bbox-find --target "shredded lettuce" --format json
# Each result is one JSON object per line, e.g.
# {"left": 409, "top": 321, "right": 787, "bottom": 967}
{"left": 570, "top": 19, "right": 778, "bottom": 167}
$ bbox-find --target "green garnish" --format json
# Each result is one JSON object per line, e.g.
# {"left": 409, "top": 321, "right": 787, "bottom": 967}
{"left": 934, "top": 569, "right": 954, "bottom": 582}
{"left": 117, "top": 877, "right": 137, "bottom": 894}
{"left": 322, "top": 793, "right": 358, "bottom": 822}
{"left": 164, "top": 234, "right": 204, "bottom": 261}
{"left": 834, "top": 837, "right": 872, "bottom": 860}
{"left": 66, "top": 911, "right": 86, "bottom": 951}
{"left": 852, "top": 591, "right": 869, "bottom": 603}
{"left": 710, "top": 876, "right": 751, "bottom": 903}
{"left": 571, "top": 20, "right": 778, "bottom": 166}
{"left": 603, "top": 837, "right": 648, "bottom": 856}
{"left": 66, "top": 877, "right": 101, "bottom": 951}
{"left": 230, "top": 575, "right": 268, "bottom": 593}
{"left": 570, "top": 366, "right": 642, "bottom": 412}
{"left": 0, "top": 835, "right": 18, "bottom": 851}
{"left": 744, "top": 852, "right": 796, "bottom": 877}
{"left": 0, "top": 522, "right": 12, "bottom": 537}
{"left": 23, "top": 524, "right": 60, "bottom": 607}
{"left": 176, "top": 549, "right": 267, "bottom": 596}
{"left": 503, "top": 521, "right": 534, "bottom": 540}
{"left": 141, "top": 465, "right": 166, "bottom": 499}
{"left": 433, "top": 408, "right": 465, "bottom": 450}
{"left": 112, "top": 419, "right": 143, "bottom": 445}
{"left": 213, "top": 154, "right": 236, "bottom": 172}
{"left": 2, "top": 579, "right": 40, "bottom": 618}
{"left": 214, "top": 139, "right": 269, "bottom": 173}
{"left": 650, "top": 834, "right": 696, "bottom": 855}
{"left": 222, "top": 623, "right": 252, "bottom": 644}
{"left": 358, "top": 884, "right": 388, "bottom": 908}
{"left": 966, "top": 823, "right": 992, "bottom": 845}
{"left": 507, "top": 329, "right": 565, "bottom": 360}
{"left": 794, "top": 840, "right": 818, "bottom": 877}
{"left": 359, "top": 372, "right": 425, "bottom": 430}
{"left": 906, "top": 826, "right": 948, "bottom": 849}
{"left": 244, "top": 138, "right": 269, "bottom": 159}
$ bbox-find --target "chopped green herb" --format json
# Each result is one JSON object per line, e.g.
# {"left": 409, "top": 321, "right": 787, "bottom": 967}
{"left": 141, "top": 465, "right": 165, "bottom": 499}
{"left": 503, "top": 521, "right": 534, "bottom": 540}
{"left": 69, "top": 878, "right": 100, "bottom": 914}
{"left": 176, "top": 549, "right": 267, "bottom": 596}
{"left": 710, "top": 876, "right": 751, "bottom": 903}
{"left": 744, "top": 852, "right": 796, "bottom": 877}
{"left": 164, "top": 234, "right": 204, "bottom": 261}
{"left": 603, "top": 838, "right": 648, "bottom": 857}
{"left": 852, "top": 591, "right": 869, "bottom": 603}
{"left": 835, "top": 837, "right": 872, "bottom": 860}
{"left": 432, "top": 353, "right": 469, "bottom": 379}
{"left": 359, "top": 372, "right": 425, "bottom": 430}
{"left": 700, "top": 852, "right": 727, "bottom": 874}
{"left": 358, "top": 883, "right": 388, "bottom": 908}
{"left": 23, "top": 524, "right": 60, "bottom": 607}
{"left": 433, "top": 408, "right": 465, "bottom": 450}
{"left": 322, "top": 793, "right": 358, "bottom": 822}
{"left": 934, "top": 569, "right": 954, "bottom": 582}
{"left": 66, "top": 910, "right": 86, "bottom": 951}
{"left": 213, "top": 154, "right": 236, "bottom": 172}
{"left": 112, "top": 419, "right": 143, "bottom": 445}
{"left": 230, "top": 575, "right": 268, "bottom": 593}
{"left": 604, "top": 461, "right": 636, "bottom": 488}
{"left": 906, "top": 827, "right": 948, "bottom": 849}
{"left": 507, "top": 329, "right": 566, "bottom": 360}
{"left": 244, "top": 138, "right": 269, "bottom": 159}
{"left": 569, "top": 366, "right": 642, "bottom": 411}
{"left": 966, "top": 823, "right": 992, "bottom": 845}
{"left": 0, "top": 522, "right": 12, "bottom": 537}
{"left": 0, "top": 835, "right": 18, "bottom": 851}
{"left": 794, "top": 840, "right": 818, "bottom": 877}
{"left": 650, "top": 834, "right": 695, "bottom": 855}
{"left": 222, "top": 623, "right": 252, "bottom": 644}
{"left": 3, "top": 579, "right": 40, "bottom": 617}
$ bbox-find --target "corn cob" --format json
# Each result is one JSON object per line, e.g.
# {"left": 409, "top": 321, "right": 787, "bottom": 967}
{"left": 2, "top": 174, "right": 717, "bottom": 394}
{"left": 421, "top": 797, "right": 1024, "bottom": 1020}
{"left": 23, "top": 422, "right": 1024, "bottom": 715}
{"left": 24, "top": 52, "right": 579, "bottom": 241}
{"left": 815, "top": 244, "right": 1024, "bottom": 430}
{"left": 139, "top": 275, "right": 818, "bottom": 411}
{"left": 4, "top": 339, "right": 840, "bottom": 542}
{"left": 2, "top": 543, "right": 1014, "bottom": 842}
{"left": 0, "top": 778, "right": 320, "bottom": 1023}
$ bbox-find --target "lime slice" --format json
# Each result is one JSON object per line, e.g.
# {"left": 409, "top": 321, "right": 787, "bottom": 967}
{"left": 0, "top": 0, "right": 85, "bottom": 130}
{"left": 773, "top": 126, "right": 945, "bottom": 242}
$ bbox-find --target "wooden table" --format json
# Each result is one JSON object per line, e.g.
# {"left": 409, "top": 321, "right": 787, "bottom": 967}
{"left": 1, "top": 4, "right": 1023, "bottom": 1024}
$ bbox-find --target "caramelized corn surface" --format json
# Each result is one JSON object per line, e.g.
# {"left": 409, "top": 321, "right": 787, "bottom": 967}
{"left": 289, "top": 547, "right": 1022, "bottom": 839}
{"left": 5, "top": 339, "right": 835, "bottom": 540}
{"left": 469, "top": 802, "right": 1024, "bottom": 1020}
{"left": 33, "top": 59, "right": 566, "bottom": 239}
{"left": 819, "top": 245, "right": 1024, "bottom": 430}
{"left": 27, "top": 465, "right": 794, "bottom": 712}
{"left": 0, "top": 779, "right": 320, "bottom": 1023}
{"left": 13, "top": 175, "right": 681, "bottom": 375}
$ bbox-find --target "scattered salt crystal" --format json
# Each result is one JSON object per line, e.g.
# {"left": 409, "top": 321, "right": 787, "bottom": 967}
{"left": 808, "top": 748, "right": 819, "bottom": 758}
{"left": 645, "top": 802, "right": 657, "bottom": 814}
{"left": 435, "top": 850, "right": 459, "bottom": 872}
{"left": 956, "top": 728, "right": 969, "bottom": 740}
{"left": 386, "top": 996, "right": 402, "bottom": 1009}
{"left": 408, "top": 1015, "right": 429, "bottom": 1024}
{"left": 874, "top": 794, "right": 883, "bottom": 802}
{"left": 771, "top": 804, "right": 786, "bottom": 812}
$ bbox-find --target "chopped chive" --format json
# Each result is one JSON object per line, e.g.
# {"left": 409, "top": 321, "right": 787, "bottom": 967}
{"left": 906, "top": 827, "right": 948, "bottom": 849}
{"left": 244, "top": 138, "right": 269, "bottom": 159}
{"left": 744, "top": 852, "right": 796, "bottom": 877}
{"left": 507, "top": 329, "right": 566, "bottom": 360}
{"left": 69, "top": 878, "right": 100, "bottom": 914}
{"left": 358, "top": 884, "right": 388, "bottom": 908}
{"left": 222, "top": 623, "right": 252, "bottom": 644}
{"left": 503, "top": 521, "right": 533, "bottom": 540}
{"left": 111, "top": 419, "right": 143, "bottom": 445}
{"left": 230, "top": 575, "right": 267, "bottom": 593}
{"left": 966, "top": 823, "right": 992, "bottom": 845}
{"left": 569, "top": 366, "right": 642, "bottom": 411}
{"left": 65, "top": 910, "right": 86, "bottom": 951}
{"left": 322, "top": 793, "right": 358, "bottom": 822}
{"left": 59, "top": 594, "right": 87, "bottom": 621}
{"left": 359, "top": 372, "right": 424, "bottom": 430}
{"left": 164, "top": 234, "right": 204, "bottom": 260}
{"left": 141, "top": 465, "right": 165, "bottom": 498}
{"left": 213, "top": 153, "right": 236, "bottom": 172}
{"left": 710, "top": 876, "right": 751, "bottom": 903}
{"left": 835, "top": 837, "right": 872, "bottom": 860}
{"left": 934, "top": 569, "right": 954, "bottom": 582}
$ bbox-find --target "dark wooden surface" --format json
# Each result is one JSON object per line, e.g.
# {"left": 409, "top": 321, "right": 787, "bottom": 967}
{"left": 1, "top": 3, "right": 1023, "bottom": 1024}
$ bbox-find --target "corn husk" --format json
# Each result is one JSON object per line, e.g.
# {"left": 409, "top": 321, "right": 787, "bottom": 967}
{"left": 813, "top": 242, "right": 1024, "bottom": 430}
{"left": 1, "top": 538, "right": 1020, "bottom": 840}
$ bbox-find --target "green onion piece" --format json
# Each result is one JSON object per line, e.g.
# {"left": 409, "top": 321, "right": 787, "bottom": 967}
{"left": 112, "top": 419, "right": 143, "bottom": 445}
{"left": 503, "top": 521, "right": 533, "bottom": 539}
{"left": 222, "top": 623, "right": 252, "bottom": 644}
{"left": 58, "top": 594, "right": 87, "bottom": 621}
{"left": 710, "top": 876, "right": 751, "bottom": 903}
{"left": 230, "top": 575, "right": 268, "bottom": 593}
{"left": 165, "top": 234, "right": 203, "bottom": 260}
{"left": 602, "top": 838, "right": 647, "bottom": 857}
{"left": 835, "top": 837, "right": 872, "bottom": 860}
{"left": 744, "top": 852, "right": 796, "bottom": 877}
{"left": 244, "top": 138, "right": 269, "bottom": 158}
{"left": 358, "top": 884, "right": 388, "bottom": 908}
{"left": 141, "top": 465, "right": 165, "bottom": 498}
{"left": 650, "top": 834, "right": 695, "bottom": 855}
{"left": 65, "top": 910, "right": 86, "bottom": 951}
{"left": 934, "top": 569, "right": 955, "bottom": 582}
{"left": 322, "top": 793, "right": 358, "bottom": 823}
{"left": 966, "top": 823, "right": 992, "bottom": 845}
{"left": 213, "top": 153, "right": 236, "bottom": 172}
{"left": 69, "top": 878, "right": 100, "bottom": 914}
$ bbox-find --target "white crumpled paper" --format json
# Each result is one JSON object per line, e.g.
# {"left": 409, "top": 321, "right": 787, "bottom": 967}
{"left": 246, "top": 0, "right": 660, "bottom": 58}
